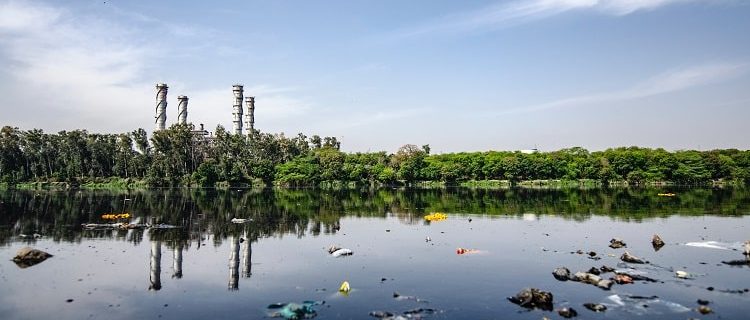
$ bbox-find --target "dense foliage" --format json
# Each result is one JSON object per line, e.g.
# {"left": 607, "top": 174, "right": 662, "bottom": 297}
{"left": 1, "top": 125, "right": 749, "bottom": 187}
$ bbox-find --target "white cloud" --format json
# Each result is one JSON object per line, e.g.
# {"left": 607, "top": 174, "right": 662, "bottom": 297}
{"left": 390, "top": 0, "right": 717, "bottom": 39}
{"left": 499, "top": 62, "right": 748, "bottom": 114}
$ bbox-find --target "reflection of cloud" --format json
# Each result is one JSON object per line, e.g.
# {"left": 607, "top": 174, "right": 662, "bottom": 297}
{"left": 386, "top": 0, "right": 719, "bottom": 40}
{"left": 498, "top": 62, "right": 748, "bottom": 114}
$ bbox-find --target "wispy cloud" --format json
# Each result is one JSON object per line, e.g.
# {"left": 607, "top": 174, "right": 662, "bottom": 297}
{"left": 498, "top": 62, "right": 748, "bottom": 114}
{"left": 389, "top": 0, "right": 717, "bottom": 40}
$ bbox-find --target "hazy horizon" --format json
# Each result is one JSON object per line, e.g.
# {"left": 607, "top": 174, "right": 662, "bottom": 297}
{"left": 1, "top": 0, "right": 749, "bottom": 153}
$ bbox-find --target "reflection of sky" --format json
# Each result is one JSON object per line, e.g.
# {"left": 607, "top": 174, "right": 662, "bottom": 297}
{"left": 1, "top": 215, "right": 749, "bottom": 319}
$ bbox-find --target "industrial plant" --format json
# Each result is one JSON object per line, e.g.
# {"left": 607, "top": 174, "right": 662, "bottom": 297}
{"left": 153, "top": 83, "right": 256, "bottom": 137}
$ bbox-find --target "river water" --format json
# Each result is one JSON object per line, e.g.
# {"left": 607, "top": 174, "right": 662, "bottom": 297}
{"left": 1, "top": 187, "right": 749, "bottom": 319}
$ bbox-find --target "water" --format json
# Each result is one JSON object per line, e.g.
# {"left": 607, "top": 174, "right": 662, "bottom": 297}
{"left": 1, "top": 188, "right": 749, "bottom": 319}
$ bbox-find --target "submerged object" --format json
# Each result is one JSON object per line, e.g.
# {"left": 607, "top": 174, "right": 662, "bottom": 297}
{"left": 652, "top": 234, "right": 665, "bottom": 251}
{"left": 621, "top": 251, "right": 647, "bottom": 264}
{"left": 12, "top": 247, "right": 53, "bottom": 268}
{"left": 609, "top": 238, "right": 627, "bottom": 249}
{"left": 339, "top": 281, "right": 351, "bottom": 293}
{"left": 507, "top": 288, "right": 554, "bottom": 311}
{"left": 231, "top": 218, "right": 252, "bottom": 224}
{"left": 424, "top": 213, "right": 447, "bottom": 221}
{"left": 267, "top": 300, "right": 323, "bottom": 319}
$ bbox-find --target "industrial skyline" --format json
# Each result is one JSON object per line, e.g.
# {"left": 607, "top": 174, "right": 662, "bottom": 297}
{"left": 0, "top": 0, "right": 749, "bottom": 152}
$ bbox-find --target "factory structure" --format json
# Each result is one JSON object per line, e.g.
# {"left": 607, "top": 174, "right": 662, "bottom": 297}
{"left": 153, "top": 83, "right": 256, "bottom": 137}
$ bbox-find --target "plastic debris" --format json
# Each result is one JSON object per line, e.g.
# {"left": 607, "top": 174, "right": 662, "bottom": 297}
{"left": 609, "top": 238, "right": 627, "bottom": 249}
{"left": 613, "top": 274, "right": 633, "bottom": 284}
{"left": 101, "top": 213, "right": 130, "bottom": 220}
{"left": 744, "top": 240, "right": 750, "bottom": 256}
{"left": 507, "top": 288, "right": 554, "bottom": 311}
{"left": 339, "top": 281, "right": 351, "bottom": 293}
{"left": 583, "top": 303, "right": 606, "bottom": 312}
{"left": 267, "top": 301, "right": 323, "bottom": 319}
{"left": 12, "top": 247, "right": 53, "bottom": 268}
{"left": 600, "top": 265, "right": 615, "bottom": 273}
{"left": 675, "top": 270, "right": 691, "bottom": 279}
{"left": 652, "top": 234, "right": 665, "bottom": 251}
{"left": 230, "top": 218, "right": 252, "bottom": 224}
{"left": 572, "top": 272, "right": 613, "bottom": 290}
{"left": 456, "top": 248, "right": 479, "bottom": 255}
{"left": 558, "top": 307, "right": 578, "bottom": 318}
{"left": 587, "top": 267, "right": 601, "bottom": 275}
{"left": 605, "top": 294, "right": 690, "bottom": 315}
{"left": 684, "top": 241, "right": 734, "bottom": 250}
{"left": 721, "top": 259, "right": 750, "bottom": 266}
{"left": 392, "top": 292, "right": 427, "bottom": 303}
{"left": 368, "top": 311, "right": 394, "bottom": 318}
{"left": 424, "top": 213, "right": 447, "bottom": 221}
{"left": 698, "top": 305, "right": 713, "bottom": 314}
{"left": 552, "top": 267, "right": 571, "bottom": 281}
{"left": 620, "top": 251, "right": 647, "bottom": 264}
{"left": 327, "top": 246, "right": 353, "bottom": 257}
{"left": 425, "top": 236, "right": 431, "bottom": 242}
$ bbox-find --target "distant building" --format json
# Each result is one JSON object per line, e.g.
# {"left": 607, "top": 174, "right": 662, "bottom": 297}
{"left": 520, "top": 148, "right": 539, "bottom": 154}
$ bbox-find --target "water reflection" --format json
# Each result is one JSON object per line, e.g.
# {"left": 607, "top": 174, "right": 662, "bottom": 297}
{"left": 228, "top": 236, "right": 240, "bottom": 290}
{"left": 149, "top": 240, "right": 162, "bottom": 291}
{"left": 1, "top": 187, "right": 749, "bottom": 247}
{"left": 172, "top": 244, "right": 183, "bottom": 279}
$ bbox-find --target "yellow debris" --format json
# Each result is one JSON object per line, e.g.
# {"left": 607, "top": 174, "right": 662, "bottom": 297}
{"left": 424, "top": 212, "right": 447, "bottom": 221}
{"left": 338, "top": 281, "right": 351, "bottom": 293}
{"left": 657, "top": 193, "right": 676, "bottom": 197}
{"left": 101, "top": 213, "right": 131, "bottom": 220}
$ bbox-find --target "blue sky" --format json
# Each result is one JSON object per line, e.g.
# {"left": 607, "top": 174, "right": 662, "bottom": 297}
{"left": 0, "top": 0, "right": 748, "bottom": 152}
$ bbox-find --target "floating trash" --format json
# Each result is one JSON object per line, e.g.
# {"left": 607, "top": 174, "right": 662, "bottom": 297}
{"left": 552, "top": 267, "right": 571, "bottom": 281}
{"left": 12, "top": 247, "right": 53, "bottom": 268}
{"left": 230, "top": 218, "right": 252, "bottom": 224}
{"left": 604, "top": 294, "right": 690, "bottom": 316}
{"left": 267, "top": 300, "right": 324, "bottom": 319}
{"left": 456, "top": 247, "right": 480, "bottom": 255}
{"left": 507, "top": 288, "right": 554, "bottom": 311}
{"left": 684, "top": 241, "right": 737, "bottom": 250}
{"left": 609, "top": 238, "right": 627, "bottom": 249}
{"left": 675, "top": 270, "right": 691, "bottom": 279}
{"left": 583, "top": 303, "right": 607, "bottom": 312}
{"left": 652, "top": 234, "right": 665, "bottom": 251}
{"left": 557, "top": 307, "right": 578, "bottom": 318}
{"left": 339, "top": 281, "right": 351, "bottom": 293}
{"left": 620, "top": 251, "right": 647, "bottom": 264}
{"left": 424, "top": 213, "right": 447, "bottom": 221}
{"left": 101, "top": 213, "right": 130, "bottom": 220}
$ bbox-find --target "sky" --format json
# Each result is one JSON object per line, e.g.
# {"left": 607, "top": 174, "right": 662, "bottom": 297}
{"left": 0, "top": 0, "right": 749, "bottom": 153}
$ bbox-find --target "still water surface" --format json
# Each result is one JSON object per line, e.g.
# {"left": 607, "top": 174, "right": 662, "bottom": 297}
{"left": 1, "top": 188, "right": 749, "bottom": 319}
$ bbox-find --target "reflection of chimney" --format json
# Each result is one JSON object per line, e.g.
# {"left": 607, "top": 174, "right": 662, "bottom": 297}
{"left": 172, "top": 244, "right": 183, "bottom": 279}
{"left": 228, "top": 236, "right": 240, "bottom": 290}
{"left": 241, "top": 239, "right": 252, "bottom": 278}
{"left": 149, "top": 241, "right": 162, "bottom": 290}
{"left": 177, "top": 96, "right": 188, "bottom": 125}
{"left": 155, "top": 83, "right": 168, "bottom": 131}
{"left": 232, "top": 85, "right": 244, "bottom": 135}
{"left": 244, "top": 96, "right": 255, "bottom": 135}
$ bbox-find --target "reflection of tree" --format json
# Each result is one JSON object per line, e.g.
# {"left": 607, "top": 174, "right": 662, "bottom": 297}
{"left": 1, "top": 187, "right": 750, "bottom": 246}
{"left": 228, "top": 236, "right": 239, "bottom": 290}
{"left": 149, "top": 241, "right": 161, "bottom": 291}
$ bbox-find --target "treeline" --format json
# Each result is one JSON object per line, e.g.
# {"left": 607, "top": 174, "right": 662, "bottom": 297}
{"left": 1, "top": 125, "right": 749, "bottom": 187}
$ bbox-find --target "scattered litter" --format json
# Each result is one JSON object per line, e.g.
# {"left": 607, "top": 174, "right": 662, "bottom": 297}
{"left": 613, "top": 274, "right": 633, "bottom": 284}
{"left": 614, "top": 271, "right": 658, "bottom": 283}
{"left": 368, "top": 311, "right": 394, "bottom": 319}
{"left": 605, "top": 294, "right": 690, "bottom": 315}
{"left": 101, "top": 213, "right": 130, "bottom": 220}
{"left": 621, "top": 251, "right": 647, "bottom": 264}
{"left": 456, "top": 248, "right": 479, "bottom": 255}
{"left": 587, "top": 267, "right": 601, "bottom": 275}
{"left": 424, "top": 213, "right": 447, "bottom": 222}
{"left": 392, "top": 292, "right": 427, "bottom": 303}
{"left": 267, "top": 300, "right": 324, "bottom": 319}
{"left": 583, "top": 303, "right": 606, "bottom": 312}
{"left": 675, "top": 270, "right": 691, "bottom": 279}
{"left": 609, "top": 238, "right": 627, "bottom": 249}
{"left": 557, "top": 307, "right": 577, "bottom": 318}
{"left": 12, "top": 247, "right": 53, "bottom": 268}
{"left": 230, "top": 218, "right": 252, "bottom": 224}
{"left": 721, "top": 259, "right": 750, "bottom": 267}
{"left": 339, "top": 281, "right": 351, "bottom": 293}
{"left": 698, "top": 305, "right": 713, "bottom": 314}
{"left": 697, "top": 299, "right": 710, "bottom": 305}
{"left": 652, "top": 234, "right": 665, "bottom": 251}
{"left": 507, "top": 288, "right": 553, "bottom": 311}
{"left": 425, "top": 236, "right": 431, "bottom": 242}
{"left": 403, "top": 308, "right": 435, "bottom": 315}
{"left": 327, "top": 246, "right": 353, "bottom": 257}
{"left": 600, "top": 265, "right": 615, "bottom": 273}
{"left": 552, "top": 267, "right": 571, "bottom": 281}
{"left": 744, "top": 240, "right": 750, "bottom": 256}
{"left": 572, "top": 272, "right": 613, "bottom": 290}
{"left": 684, "top": 241, "right": 737, "bottom": 250}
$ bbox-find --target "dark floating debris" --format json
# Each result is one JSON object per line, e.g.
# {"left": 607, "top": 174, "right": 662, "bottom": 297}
{"left": 507, "top": 288, "right": 554, "bottom": 311}
{"left": 609, "top": 238, "right": 627, "bottom": 249}
{"left": 12, "top": 247, "right": 53, "bottom": 268}
{"left": 368, "top": 311, "right": 394, "bottom": 318}
{"left": 558, "top": 307, "right": 578, "bottom": 318}
{"left": 600, "top": 265, "right": 615, "bottom": 273}
{"left": 552, "top": 267, "right": 571, "bottom": 281}
{"left": 652, "top": 234, "right": 665, "bottom": 251}
{"left": 587, "top": 267, "right": 601, "bottom": 275}
{"left": 583, "top": 303, "right": 607, "bottom": 312}
{"left": 621, "top": 251, "right": 647, "bottom": 264}
{"left": 697, "top": 299, "right": 710, "bottom": 306}
{"left": 721, "top": 259, "right": 750, "bottom": 267}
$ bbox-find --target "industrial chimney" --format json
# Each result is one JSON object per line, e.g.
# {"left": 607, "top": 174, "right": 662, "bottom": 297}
{"left": 244, "top": 96, "right": 255, "bottom": 134}
{"left": 232, "top": 85, "right": 244, "bottom": 135}
{"left": 155, "top": 83, "right": 168, "bottom": 131}
{"left": 177, "top": 95, "right": 188, "bottom": 125}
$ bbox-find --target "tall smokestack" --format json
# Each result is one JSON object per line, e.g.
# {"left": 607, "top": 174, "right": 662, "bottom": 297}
{"left": 232, "top": 84, "right": 244, "bottom": 135}
{"left": 244, "top": 96, "right": 255, "bottom": 134}
{"left": 177, "top": 95, "right": 188, "bottom": 125}
{"left": 155, "top": 83, "right": 168, "bottom": 131}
